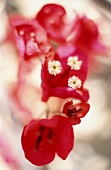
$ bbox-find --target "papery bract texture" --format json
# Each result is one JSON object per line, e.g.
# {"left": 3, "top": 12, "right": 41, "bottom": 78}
{"left": 21, "top": 115, "right": 74, "bottom": 166}
{"left": 36, "top": 4, "right": 76, "bottom": 43}
{"left": 68, "top": 15, "right": 106, "bottom": 55}
{"left": 36, "top": 4, "right": 66, "bottom": 41}
{"left": 62, "top": 100, "right": 90, "bottom": 125}
{"left": 41, "top": 45, "right": 89, "bottom": 102}
{"left": 10, "top": 16, "right": 51, "bottom": 60}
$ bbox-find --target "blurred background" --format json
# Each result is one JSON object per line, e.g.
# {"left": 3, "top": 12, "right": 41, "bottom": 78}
{"left": 0, "top": 0, "right": 111, "bottom": 170}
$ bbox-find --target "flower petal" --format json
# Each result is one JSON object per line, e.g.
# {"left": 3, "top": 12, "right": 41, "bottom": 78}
{"left": 62, "top": 101, "right": 90, "bottom": 125}
{"left": 74, "top": 103, "right": 90, "bottom": 118}
{"left": 21, "top": 116, "right": 74, "bottom": 165}
{"left": 21, "top": 119, "right": 55, "bottom": 166}
{"left": 53, "top": 115, "right": 74, "bottom": 159}
{"left": 26, "top": 41, "right": 40, "bottom": 56}
{"left": 50, "top": 87, "right": 89, "bottom": 102}
{"left": 36, "top": 4, "right": 66, "bottom": 41}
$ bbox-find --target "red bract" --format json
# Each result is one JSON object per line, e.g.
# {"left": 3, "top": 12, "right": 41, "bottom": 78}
{"left": 10, "top": 16, "right": 51, "bottom": 60}
{"left": 41, "top": 45, "right": 89, "bottom": 102}
{"left": 36, "top": 4, "right": 75, "bottom": 43}
{"left": 62, "top": 100, "right": 90, "bottom": 125}
{"left": 21, "top": 115, "right": 74, "bottom": 166}
{"left": 69, "top": 15, "right": 106, "bottom": 55}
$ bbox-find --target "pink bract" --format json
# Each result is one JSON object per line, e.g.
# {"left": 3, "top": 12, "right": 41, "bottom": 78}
{"left": 68, "top": 15, "right": 106, "bottom": 55}
{"left": 36, "top": 4, "right": 76, "bottom": 43}
{"left": 10, "top": 16, "right": 51, "bottom": 60}
{"left": 41, "top": 45, "right": 89, "bottom": 102}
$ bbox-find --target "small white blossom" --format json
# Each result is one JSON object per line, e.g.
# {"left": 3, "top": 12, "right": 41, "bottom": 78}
{"left": 68, "top": 76, "right": 82, "bottom": 89}
{"left": 19, "top": 30, "right": 24, "bottom": 36}
{"left": 48, "top": 60, "right": 62, "bottom": 76}
{"left": 30, "top": 32, "right": 35, "bottom": 37}
{"left": 67, "top": 56, "right": 82, "bottom": 70}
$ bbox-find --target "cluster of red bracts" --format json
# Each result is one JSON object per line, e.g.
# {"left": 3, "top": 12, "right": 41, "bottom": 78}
{"left": 9, "top": 3, "right": 106, "bottom": 166}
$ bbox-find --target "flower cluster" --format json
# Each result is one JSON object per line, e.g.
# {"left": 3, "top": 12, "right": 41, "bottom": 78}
{"left": 9, "top": 3, "right": 106, "bottom": 166}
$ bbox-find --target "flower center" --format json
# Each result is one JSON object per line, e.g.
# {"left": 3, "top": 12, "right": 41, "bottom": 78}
{"left": 53, "top": 65, "right": 56, "bottom": 69}
{"left": 35, "top": 126, "right": 54, "bottom": 152}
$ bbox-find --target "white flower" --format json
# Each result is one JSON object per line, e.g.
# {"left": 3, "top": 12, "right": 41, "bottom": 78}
{"left": 30, "top": 32, "right": 35, "bottom": 37}
{"left": 48, "top": 60, "right": 62, "bottom": 76}
{"left": 19, "top": 30, "right": 24, "bottom": 36}
{"left": 67, "top": 56, "right": 82, "bottom": 70}
{"left": 68, "top": 76, "right": 82, "bottom": 89}
{"left": 30, "top": 32, "right": 35, "bottom": 41}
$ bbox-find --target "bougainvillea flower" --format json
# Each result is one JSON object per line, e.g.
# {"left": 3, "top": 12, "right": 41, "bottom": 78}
{"left": 21, "top": 115, "right": 74, "bottom": 166}
{"left": 62, "top": 100, "right": 90, "bottom": 125}
{"left": 10, "top": 16, "right": 51, "bottom": 60}
{"left": 69, "top": 15, "right": 106, "bottom": 55}
{"left": 41, "top": 45, "right": 89, "bottom": 102}
{"left": 36, "top": 4, "right": 75, "bottom": 43}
